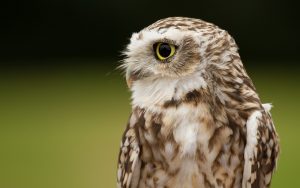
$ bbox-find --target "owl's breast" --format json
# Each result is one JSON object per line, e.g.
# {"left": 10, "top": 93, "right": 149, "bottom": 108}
{"left": 134, "top": 102, "right": 245, "bottom": 188}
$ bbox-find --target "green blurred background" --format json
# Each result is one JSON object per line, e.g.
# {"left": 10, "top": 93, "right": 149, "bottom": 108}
{"left": 1, "top": 0, "right": 299, "bottom": 187}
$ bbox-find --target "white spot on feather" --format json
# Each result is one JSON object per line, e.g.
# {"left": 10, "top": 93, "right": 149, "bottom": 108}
{"left": 173, "top": 121, "right": 198, "bottom": 156}
{"left": 262, "top": 103, "right": 272, "bottom": 112}
{"left": 164, "top": 142, "right": 174, "bottom": 159}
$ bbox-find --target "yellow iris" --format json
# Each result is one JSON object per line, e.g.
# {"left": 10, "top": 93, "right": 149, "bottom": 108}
{"left": 155, "top": 42, "right": 176, "bottom": 60}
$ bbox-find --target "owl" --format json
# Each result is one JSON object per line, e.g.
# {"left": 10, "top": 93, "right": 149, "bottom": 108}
{"left": 117, "top": 17, "right": 279, "bottom": 188}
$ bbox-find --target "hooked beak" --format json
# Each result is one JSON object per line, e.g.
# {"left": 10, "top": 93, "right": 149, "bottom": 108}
{"left": 126, "top": 67, "right": 149, "bottom": 88}
{"left": 126, "top": 68, "right": 138, "bottom": 88}
{"left": 126, "top": 69, "right": 133, "bottom": 88}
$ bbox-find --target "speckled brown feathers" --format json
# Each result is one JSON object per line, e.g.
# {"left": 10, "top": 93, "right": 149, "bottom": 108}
{"left": 117, "top": 17, "right": 279, "bottom": 188}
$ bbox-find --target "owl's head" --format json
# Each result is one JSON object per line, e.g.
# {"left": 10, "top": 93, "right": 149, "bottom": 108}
{"left": 121, "top": 17, "right": 239, "bottom": 88}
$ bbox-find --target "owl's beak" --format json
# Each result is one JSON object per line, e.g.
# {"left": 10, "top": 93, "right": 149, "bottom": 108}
{"left": 126, "top": 68, "right": 145, "bottom": 88}
{"left": 126, "top": 68, "right": 135, "bottom": 88}
{"left": 126, "top": 75, "right": 133, "bottom": 88}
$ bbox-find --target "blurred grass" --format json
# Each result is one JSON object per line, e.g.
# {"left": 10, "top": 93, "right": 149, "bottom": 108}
{"left": 0, "top": 60, "right": 298, "bottom": 188}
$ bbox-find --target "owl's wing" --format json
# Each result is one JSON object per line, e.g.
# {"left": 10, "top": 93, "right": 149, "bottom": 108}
{"left": 117, "top": 114, "right": 141, "bottom": 188}
{"left": 242, "top": 104, "right": 279, "bottom": 188}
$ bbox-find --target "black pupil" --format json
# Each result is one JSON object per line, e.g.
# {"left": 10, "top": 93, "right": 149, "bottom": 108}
{"left": 159, "top": 43, "right": 171, "bottom": 58}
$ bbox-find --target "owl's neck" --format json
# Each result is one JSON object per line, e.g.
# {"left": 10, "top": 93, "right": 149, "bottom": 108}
{"left": 130, "top": 71, "right": 207, "bottom": 111}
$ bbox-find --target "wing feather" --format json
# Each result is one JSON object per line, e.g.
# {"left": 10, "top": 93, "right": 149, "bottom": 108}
{"left": 117, "top": 113, "right": 141, "bottom": 188}
{"left": 242, "top": 104, "right": 279, "bottom": 188}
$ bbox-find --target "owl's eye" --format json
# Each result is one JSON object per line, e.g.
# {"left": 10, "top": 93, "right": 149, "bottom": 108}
{"left": 154, "top": 42, "right": 176, "bottom": 60}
